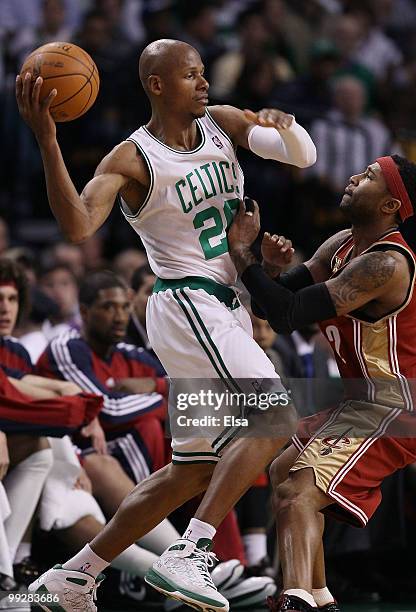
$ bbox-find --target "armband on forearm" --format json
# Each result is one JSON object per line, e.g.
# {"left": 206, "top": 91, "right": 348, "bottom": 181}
{"left": 247, "top": 121, "right": 316, "bottom": 168}
{"left": 251, "top": 264, "right": 314, "bottom": 319}
{"left": 243, "top": 264, "right": 336, "bottom": 333}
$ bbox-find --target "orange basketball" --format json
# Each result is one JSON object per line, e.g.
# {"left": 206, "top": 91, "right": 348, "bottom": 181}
{"left": 20, "top": 42, "right": 99, "bottom": 122}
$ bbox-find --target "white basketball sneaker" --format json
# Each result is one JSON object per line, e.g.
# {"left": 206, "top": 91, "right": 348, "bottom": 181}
{"left": 28, "top": 564, "right": 104, "bottom": 612}
{"left": 145, "top": 538, "right": 229, "bottom": 611}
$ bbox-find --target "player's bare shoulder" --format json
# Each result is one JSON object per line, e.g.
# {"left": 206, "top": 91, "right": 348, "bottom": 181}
{"left": 207, "top": 105, "right": 250, "bottom": 147}
{"left": 316, "top": 229, "right": 352, "bottom": 263}
{"left": 95, "top": 141, "right": 150, "bottom": 187}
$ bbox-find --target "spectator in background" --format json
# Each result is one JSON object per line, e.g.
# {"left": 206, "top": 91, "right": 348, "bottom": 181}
{"left": 94, "top": 0, "right": 138, "bottom": 46}
{"left": 112, "top": 248, "right": 147, "bottom": 285}
{"left": 18, "top": 288, "right": 60, "bottom": 363}
{"left": 348, "top": 3, "right": 403, "bottom": 83}
{"left": 3, "top": 247, "right": 37, "bottom": 287}
{"left": 140, "top": 0, "right": 177, "bottom": 47}
{"left": 249, "top": 308, "right": 284, "bottom": 377}
{"left": 324, "top": 13, "right": 375, "bottom": 102}
{"left": 274, "top": 39, "right": 340, "bottom": 125}
{"left": 80, "top": 233, "right": 108, "bottom": 273}
{"left": 36, "top": 271, "right": 167, "bottom": 485}
{"left": 58, "top": 10, "right": 132, "bottom": 193}
{"left": 309, "top": 75, "right": 399, "bottom": 193}
{"left": 179, "top": 2, "right": 224, "bottom": 81}
{"left": 126, "top": 263, "right": 156, "bottom": 354}
{"left": 42, "top": 242, "right": 85, "bottom": 281}
{"left": 0, "top": 258, "right": 93, "bottom": 590}
{"left": 38, "top": 262, "right": 80, "bottom": 327}
{"left": 210, "top": 5, "right": 293, "bottom": 103}
{"left": 274, "top": 323, "right": 341, "bottom": 417}
{"left": 261, "top": 0, "right": 313, "bottom": 74}
{"left": 9, "top": 0, "right": 74, "bottom": 70}
{"left": 231, "top": 57, "right": 280, "bottom": 111}
{"left": 0, "top": 218, "right": 9, "bottom": 255}
{"left": 18, "top": 263, "right": 79, "bottom": 361}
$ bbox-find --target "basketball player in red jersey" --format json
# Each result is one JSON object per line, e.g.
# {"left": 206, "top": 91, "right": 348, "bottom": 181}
{"left": 228, "top": 154, "right": 416, "bottom": 612}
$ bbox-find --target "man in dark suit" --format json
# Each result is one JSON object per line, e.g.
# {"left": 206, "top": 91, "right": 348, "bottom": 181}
{"left": 274, "top": 324, "right": 342, "bottom": 417}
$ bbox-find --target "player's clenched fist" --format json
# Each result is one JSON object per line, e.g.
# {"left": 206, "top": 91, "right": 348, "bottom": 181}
{"left": 228, "top": 198, "right": 260, "bottom": 251}
{"left": 244, "top": 108, "right": 293, "bottom": 130}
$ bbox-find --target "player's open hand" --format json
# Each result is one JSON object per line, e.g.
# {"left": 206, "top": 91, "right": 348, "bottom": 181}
{"left": 244, "top": 108, "right": 293, "bottom": 130}
{"left": 261, "top": 233, "right": 294, "bottom": 271}
{"left": 228, "top": 198, "right": 260, "bottom": 251}
{"left": 16, "top": 72, "right": 57, "bottom": 146}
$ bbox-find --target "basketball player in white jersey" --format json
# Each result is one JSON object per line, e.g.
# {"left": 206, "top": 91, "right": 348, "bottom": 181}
{"left": 17, "top": 39, "right": 316, "bottom": 611}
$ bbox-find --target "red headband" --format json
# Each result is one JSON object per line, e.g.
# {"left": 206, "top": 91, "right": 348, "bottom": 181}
{"left": 0, "top": 281, "right": 17, "bottom": 289}
{"left": 376, "top": 156, "right": 413, "bottom": 222}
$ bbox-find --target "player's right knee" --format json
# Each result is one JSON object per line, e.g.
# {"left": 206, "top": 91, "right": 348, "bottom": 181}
{"left": 274, "top": 480, "right": 301, "bottom": 515}
{"left": 269, "top": 445, "right": 298, "bottom": 489}
{"left": 275, "top": 469, "right": 317, "bottom": 514}
{"left": 269, "top": 457, "right": 288, "bottom": 489}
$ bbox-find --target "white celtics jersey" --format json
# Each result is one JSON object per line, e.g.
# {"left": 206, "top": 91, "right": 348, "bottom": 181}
{"left": 120, "top": 109, "right": 244, "bottom": 287}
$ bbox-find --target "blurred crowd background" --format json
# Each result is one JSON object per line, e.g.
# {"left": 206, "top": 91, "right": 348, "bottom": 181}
{"left": 3, "top": 0, "right": 416, "bottom": 257}
{"left": 1, "top": 0, "right": 416, "bottom": 608}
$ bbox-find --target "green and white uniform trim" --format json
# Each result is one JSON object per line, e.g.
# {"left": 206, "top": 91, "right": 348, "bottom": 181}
{"left": 172, "top": 450, "right": 220, "bottom": 465}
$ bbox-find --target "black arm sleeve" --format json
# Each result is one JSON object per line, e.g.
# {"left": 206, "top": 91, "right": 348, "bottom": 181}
{"left": 251, "top": 263, "right": 315, "bottom": 319}
{"left": 243, "top": 263, "right": 336, "bottom": 334}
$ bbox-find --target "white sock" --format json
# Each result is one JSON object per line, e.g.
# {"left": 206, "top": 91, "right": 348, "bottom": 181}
{"left": 243, "top": 533, "right": 267, "bottom": 566}
{"left": 63, "top": 544, "right": 109, "bottom": 578}
{"left": 14, "top": 542, "right": 31, "bottom": 564}
{"left": 138, "top": 519, "right": 180, "bottom": 555}
{"left": 4, "top": 448, "right": 53, "bottom": 560}
{"left": 183, "top": 518, "right": 216, "bottom": 543}
{"left": 285, "top": 589, "right": 316, "bottom": 608}
{"left": 312, "top": 587, "right": 334, "bottom": 607}
{"left": 112, "top": 544, "right": 157, "bottom": 578}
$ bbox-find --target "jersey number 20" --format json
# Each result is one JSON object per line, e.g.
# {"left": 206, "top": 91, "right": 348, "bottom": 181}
{"left": 193, "top": 198, "right": 240, "bottom": 260}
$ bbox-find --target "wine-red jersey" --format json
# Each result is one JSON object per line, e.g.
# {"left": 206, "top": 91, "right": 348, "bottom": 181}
{"left": 0, "top": 336, "right": 33, "bottom": 378}
{"left": 36, "top": 329, "right": 166, "bottom": 428}
{"left": 320, "top": 229, "right": 416, "bottom": 411}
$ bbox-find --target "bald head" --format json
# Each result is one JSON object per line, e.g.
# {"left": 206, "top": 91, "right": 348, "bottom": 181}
{"left": 139, "top": 39, "right": 200, "bottom": 96}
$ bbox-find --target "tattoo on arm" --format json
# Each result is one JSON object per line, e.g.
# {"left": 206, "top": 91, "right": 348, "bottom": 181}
{"left": 327, "top": 252, "right": 397, "bottom": 315}
{"left": 306, "top": 229, "right": 351, "bottom": 282}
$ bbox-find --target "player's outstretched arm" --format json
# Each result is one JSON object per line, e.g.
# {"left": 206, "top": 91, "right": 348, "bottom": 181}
{"left": 208, "top": 104, "right": 316, "bottom": 168}
{"left": 16, "top": 73, "right": 131, "bottom": 243}
{"left": 228, "top": 208, "right": 406, "bottom": 333}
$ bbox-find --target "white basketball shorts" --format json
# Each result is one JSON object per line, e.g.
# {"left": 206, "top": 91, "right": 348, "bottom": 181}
{"left": 147, "top": 276, "right": 286, "bottom": 464}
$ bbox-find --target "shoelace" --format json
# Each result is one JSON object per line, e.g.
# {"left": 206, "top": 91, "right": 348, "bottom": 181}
{"left": 64, "top": 589, "right": 96, "bottom": 612}
{"left": 191, "top": 548, "right": 218, "bottom": 589}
